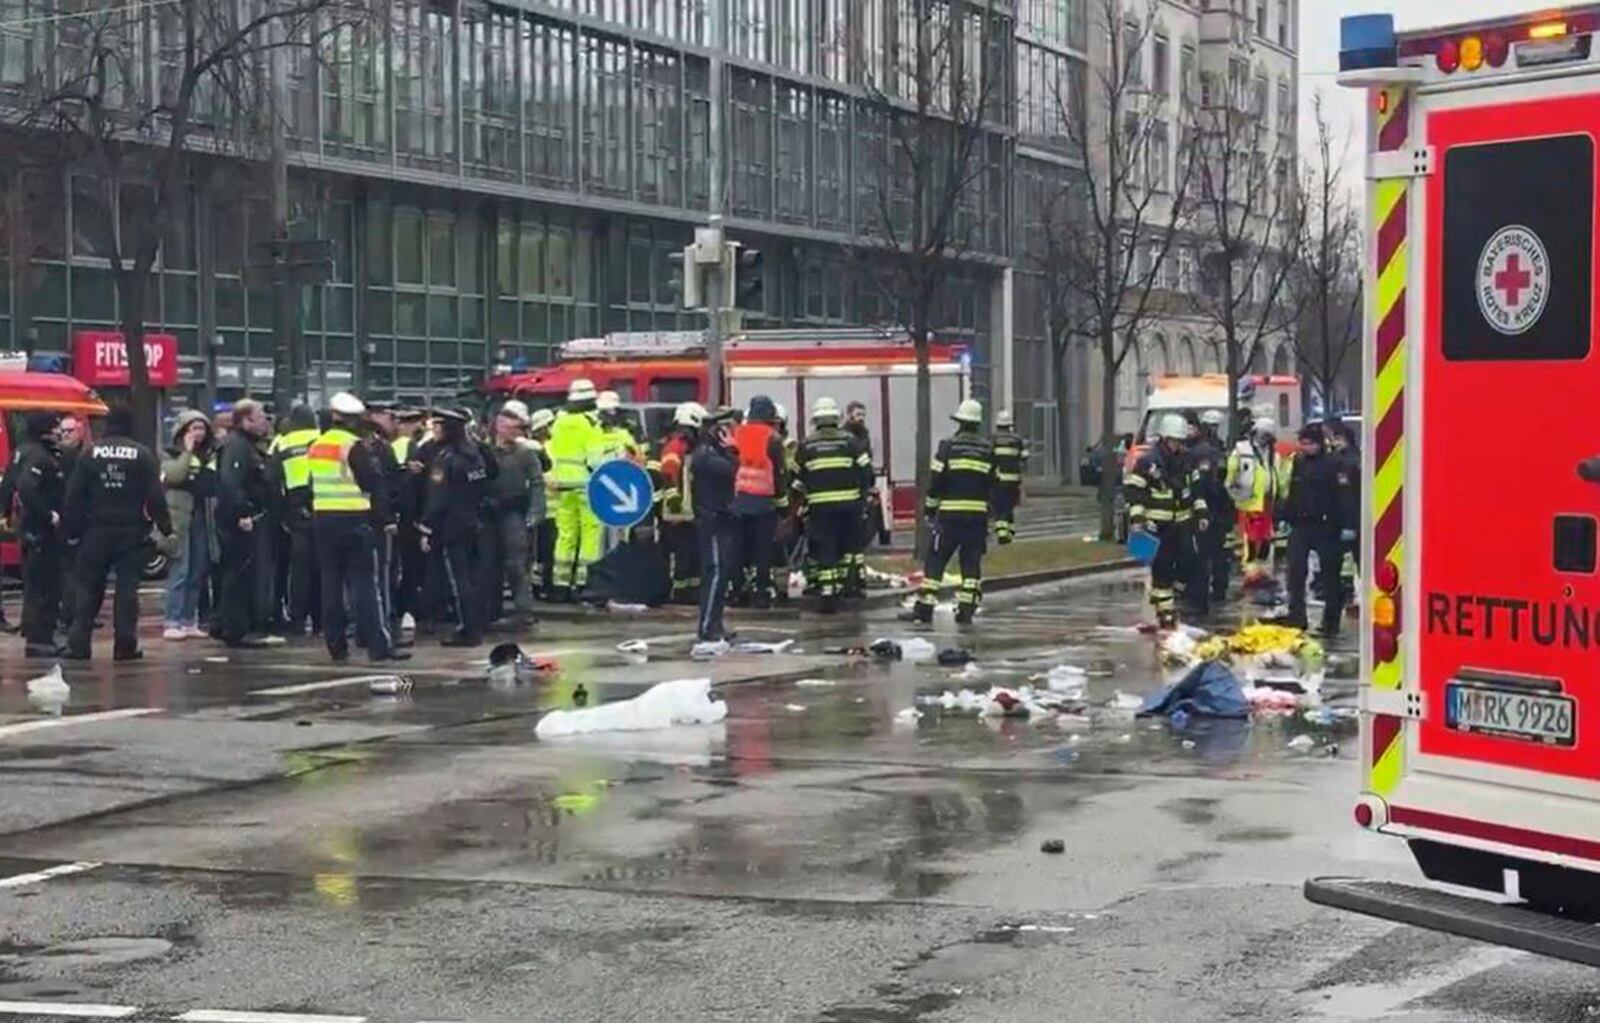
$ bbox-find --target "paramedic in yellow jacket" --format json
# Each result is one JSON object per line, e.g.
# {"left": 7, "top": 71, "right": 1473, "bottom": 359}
{"left": 592, "top": 390, "right": 642, "bottom": 464}
{"left": 1225, "top": 415, "right": 1280, "bottom": 589}
{"left": 547, "top": 378, "right": 603, "bottom": 601}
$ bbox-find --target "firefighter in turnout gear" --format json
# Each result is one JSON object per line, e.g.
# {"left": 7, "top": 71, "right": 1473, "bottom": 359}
{"left": 547, "top": 378, "right": 603, "bottom": 600}
{"left": 796, "top": 397, "right": 873, "bottom": 614}
{"left": 1127, "top": 413, "right": 1207, "bottom": 630}
{"left": 653, "top": 402, "right": 703, "bottom": 603}
{"left": 990, "top": 409, "right": 1026, "bottom": 545}
{"left": 911, "top": 400, "right": 997, "bottom": 626}
{"left": 309, "top": 393, "right": 405, "bottom": 664}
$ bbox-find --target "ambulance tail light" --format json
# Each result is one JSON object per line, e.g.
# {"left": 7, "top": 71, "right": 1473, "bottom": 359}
{"left": 1400, "top": 15, "right": 1600, "bottom": 72}
{"left": 1373, "top": 560, "right": 1401, "bottom": 665}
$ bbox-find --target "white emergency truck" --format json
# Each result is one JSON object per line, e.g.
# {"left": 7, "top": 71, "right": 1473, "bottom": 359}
{"left": 1307, "top": 7, "right": 1600, "bottom": 963}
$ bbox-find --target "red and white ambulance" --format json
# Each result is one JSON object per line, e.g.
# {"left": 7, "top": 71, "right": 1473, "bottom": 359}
{"left": 1307, "top": 7, "right": 1600, "bottom": 963}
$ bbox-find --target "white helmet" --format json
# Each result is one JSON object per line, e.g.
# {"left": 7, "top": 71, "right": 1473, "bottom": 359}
{"left": 1200, "top": 409, "right": 1225, "bottom": 427}
{"left": 329, "top": 392, "right": 365, "bottom": 416}
{"left": 811, "top": 396, "right": 840, "bottom": 422}
{"left": 953, "top": 399, "right": 983, "bottom": 425}
{"left": 529, "top": 408, "right": 555, "bottom": 432}
{"left": 774, "top": 402, "right": 788, "bottom": 424}
{"left": 567, "top": 378, "right": 598, "bottom": 403}
{"left": 499, "top": 399, "right": 531, "bottom": 425}
{"left": 596, "top": 389, "right": 621, "bottom": 413}
{"left": 1157, "top": 413, "right": 1188, "bottom": 440}
{"left": 995, "top": 409, "right": 1014, "bottom": 428}
{"left": 1253, "top": 416, "right": 1278, "bottom": 436}
{"left": 674, "top": 401, "right": 706, "bottom": 428}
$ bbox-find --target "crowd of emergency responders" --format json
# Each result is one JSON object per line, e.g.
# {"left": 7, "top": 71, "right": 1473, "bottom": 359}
{"left": 0, "top": 380, "right": 1354, "bottom": 663}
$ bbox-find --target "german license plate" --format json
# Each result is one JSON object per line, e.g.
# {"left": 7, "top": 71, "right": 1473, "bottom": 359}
{"left": 1445, "top": 681, "right": 1576, "bottom": 747}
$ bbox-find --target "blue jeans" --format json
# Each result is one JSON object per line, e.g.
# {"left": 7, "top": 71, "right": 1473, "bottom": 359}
{"left": 164, "top": 516, "right": 210, "bottom": 628}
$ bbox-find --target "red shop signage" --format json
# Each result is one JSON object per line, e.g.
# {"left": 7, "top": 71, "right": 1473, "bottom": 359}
{"left": 72, "top": 330, "right": 178, "bottom": 388}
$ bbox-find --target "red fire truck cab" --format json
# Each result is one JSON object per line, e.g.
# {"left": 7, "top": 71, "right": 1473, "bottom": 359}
{"left": 0, "top": 371, "right": 109, "bottom": 570}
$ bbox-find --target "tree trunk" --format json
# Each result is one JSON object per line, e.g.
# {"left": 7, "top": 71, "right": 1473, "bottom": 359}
{"left": 116, "top": 266, "right": 158, "bottom": 448}
{"left": 1054, "top": 339, "right": 1074, "bottom": 481}
{"left": 1097, "top": 332, "right": 1118, "bottom": 542}
{"left": 914, "top": 328, "right": 933, "bottom": 558}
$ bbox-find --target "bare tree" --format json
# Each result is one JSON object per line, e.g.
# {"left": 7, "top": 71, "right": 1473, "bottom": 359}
{"left": 852, "top": 0, "right": 1005, "bottom": 553}
{"left": 13, "top": 0, "right": 369, "bottom": 442}
{"left": 1039, "top": 0, "right": 1195, "bottom": 540}
{"left": 1187, "top": 34, "right": 1303, "bottom": 431}
{"left": 1285, "top": 93, "right": 1363, "bottom": 415}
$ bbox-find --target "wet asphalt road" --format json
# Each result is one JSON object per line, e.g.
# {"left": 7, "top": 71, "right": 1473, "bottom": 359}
{"left": 0, "top": 575, "right": 1595, "bottom": 1022}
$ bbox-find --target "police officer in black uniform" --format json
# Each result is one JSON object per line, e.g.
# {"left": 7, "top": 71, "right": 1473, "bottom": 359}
{"left": 422, "top": 407, "right": 488, "bottom": 648}
{"left": 362, "top": 400, "right": 405, "bottom": 640}
{"left": 63, "top": 405, "right": 172, "bottom": 661}
{"left": 14, "top": 412, "right": 66, "bottom": 657}
{"left": 1278, "top": 424, "right": 1348, "bottom": 637}
{"left": 1186, "top": 410, "right": 1232, "bottom": 615}
{"left": 990, "top": 409, "right": 1027, "bottom": 546}
{"left": 911, "top": 399, "right": 997, "bottom": 626}
{"left": 216, "top": 398, "right": 273, "bottom": 648}
{"left": 795, "top": 397, "right": 872, "bottom": 615}
{"left": 689, "top": 408, "right": 739, "bottom": 642}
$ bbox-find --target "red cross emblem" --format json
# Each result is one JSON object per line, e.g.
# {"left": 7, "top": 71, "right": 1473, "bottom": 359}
{"left": 1494, "top": 252, "right": 1532, "bottom": 308}
{"left": 1477, "top": 225, "right": 1549, "bottom": 336}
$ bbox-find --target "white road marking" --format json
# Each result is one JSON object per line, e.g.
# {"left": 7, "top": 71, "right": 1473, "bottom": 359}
{"left": 177, "top": 1013, "right": 367, "bottom": 1023}
{"left": 0, "top": 860, "right": 100, "bottom": 889}
{"left": 0, "top": 708, "right": 159, "bottom": 739}
{"left": 252, "top": 676, "right": 404, "bottom": 697}
{"left": 0, "top": 1001, "right": 137, "bottom": 1018}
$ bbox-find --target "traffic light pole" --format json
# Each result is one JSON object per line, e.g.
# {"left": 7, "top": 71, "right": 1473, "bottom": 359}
{"left": 705, "top": 261, "right": 725, "bottom": 410}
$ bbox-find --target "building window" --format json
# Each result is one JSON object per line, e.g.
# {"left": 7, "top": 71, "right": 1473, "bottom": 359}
{"left": 1122, "top": 19, "right": 1142, "bottom": 85}
{"left": 1276, "top": 0, "right": 1290, "bottom": 47}
{"left": 1277, "top": 78, "right": 1292, "bottom": 135}
{"left": 1252, "top": 73, "right": 1268, "bottom": 118}
{"left": 1148, "top": 120, "right": 1169, "bottom": 192}
{"left": 1180, "top": 44, "right": 1196, "bottom": 104}
{"left": 1152, "top": 33, "right": 1169, "bottom": 96}
{"left": 1255, "top": 0, "right": 1268, "bottom": 38}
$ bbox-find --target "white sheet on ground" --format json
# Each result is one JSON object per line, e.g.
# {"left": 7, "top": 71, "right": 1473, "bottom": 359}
{"left": 536, "top": 677, "right": 728, "bottom": 738}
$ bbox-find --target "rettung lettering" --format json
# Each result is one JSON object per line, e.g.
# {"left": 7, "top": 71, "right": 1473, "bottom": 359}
{"left": 1428, "top": 592, "right": 1600, "bottom": 650}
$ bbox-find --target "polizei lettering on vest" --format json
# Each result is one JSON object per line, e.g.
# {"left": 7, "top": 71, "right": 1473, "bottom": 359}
{"left": 96, "top": 445, "right": 140, "bottom": 460}
{"left": 1427, "top": 592, "right": 1600, "bottom": 649}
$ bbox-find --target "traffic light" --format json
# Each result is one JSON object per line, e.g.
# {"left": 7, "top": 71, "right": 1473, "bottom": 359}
{"left": 735, "top": 247, "right": 764, "bottom": 311}
{"left": 668, "top": 245, "right": 701, "bottom": 308}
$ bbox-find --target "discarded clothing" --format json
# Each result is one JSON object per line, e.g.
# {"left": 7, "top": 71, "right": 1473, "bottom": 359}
{"left": 1137, "top": 661, "right": 1250, "bottom": 720}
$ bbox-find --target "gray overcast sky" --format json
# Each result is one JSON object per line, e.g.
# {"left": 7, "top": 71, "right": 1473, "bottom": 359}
{"left": 1300, "top": 0, "right": 1570, "bottom": 191}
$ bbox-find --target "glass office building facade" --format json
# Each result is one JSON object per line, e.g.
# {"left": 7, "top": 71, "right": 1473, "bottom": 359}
{"left": 0, "top": 0, "right": 1087, "bottom": 463}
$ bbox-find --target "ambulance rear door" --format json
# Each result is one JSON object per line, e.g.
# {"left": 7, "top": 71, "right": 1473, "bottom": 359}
{"left": 1403, "top": 73, "right": 1600, "bottom": 855}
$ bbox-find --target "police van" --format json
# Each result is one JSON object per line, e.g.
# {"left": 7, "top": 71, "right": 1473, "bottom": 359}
{"left": 1307, "top": 8, "right": 1600, "bottom": 964}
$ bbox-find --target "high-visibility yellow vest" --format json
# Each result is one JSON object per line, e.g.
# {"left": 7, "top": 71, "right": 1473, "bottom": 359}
{"left": 548, "top": 409, "right": 598, "bottom": 489}
{"left": 592, "top": 424, "right": 640, "bottom": 466}
{"left": 392, "top": 436, "right": 412, "bottom": 464}
{"left": 275, "top": 428, "right": 321, "bottom": 491}
{"left": 308, "top": 428, "right": 371, "bottom": 513}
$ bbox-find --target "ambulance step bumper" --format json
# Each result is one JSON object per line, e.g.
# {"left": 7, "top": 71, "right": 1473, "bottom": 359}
{"left": 1306, "top": 877, "right": 1600, "bottom": 967}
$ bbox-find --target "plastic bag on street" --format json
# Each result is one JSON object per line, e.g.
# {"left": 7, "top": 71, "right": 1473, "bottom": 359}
{"left": 536, "top": 677, "right": 727, "bottom": 737}
{"left": 870, "top": 637, "right": 937, "bottom": 662}
{"left": 691, "top": 640, "right": 730, "bottom": 660}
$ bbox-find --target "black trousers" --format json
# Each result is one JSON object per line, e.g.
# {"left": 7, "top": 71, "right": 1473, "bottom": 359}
{"left": 1147, "top": 524, "right": 1192, "bottom": 619}
{"left": 918, "top": 514, "right": 987, "bottom": 610}
{"left": 315, "top": 516, "right": 391, "bottom": 660}
{"left": 1190, "top": 522, "right": 1231, "bottom": 612}
{"left": 696, "top": 513, "right": 737, "bottom": 641}
{"left": 807, "top": 504, "right": 859, "bottom": 596}
{"left": 20, "top": 532, "right": 62, "bottom": 646}
{"left": 394, "top": 522, "right": 425, "bottom": 620}
{"left": 286, "top": 524, "right": 319, "bottom": 631}
{"left": 252, "top": 515, "right": 278, "bottom": 630}
{"left": 69, "top": 524, "right": 147, "bottom": 656}
{"left": 438, "top": 532, "right": 483, "bottom": 642}
{"left": 216, "top": 522, "right": 256, "bottom": 644}
{"left": 661, "top": 520, "right": 698, "bottom": 602}
{"left": 533, "top": 519, "right": 556, "bottom": 596}
{"left": 732, "top": 508, "right": 778, "bottom": 602}
{"left": 1288, "top": 522, "right": 1344, "bottom": 633}
{"left": 57, "top": 541, "right": 77, "bottom": 630}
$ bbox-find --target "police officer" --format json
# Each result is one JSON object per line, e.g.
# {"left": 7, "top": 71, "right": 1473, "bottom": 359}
{"left": 527, "top": 408, "right": 556, "bottom": 598}
{"left": 271, "top": 404, "right": 321, "bottom": 635}
{"left": 484, "top": 400, "right": 541, "bottom": 627}
{"left": 308, "top": 392, "right": 405, "bottom": 664}
{"left": 990, "top": 409, "right": 1027, "bottom": 546}
{"left": 1187, "top": 409, "right": 1233, "bottom": 614}
{"left": 391, "top": 406, "right": 428, "bottom": 630}
{"left": 363, "top": 400, "right": 406, "bottom": 640}
{"left": 1326, "top": 419, "right": 1361, "bottom": 613}
{"left": 213, "top": 398, "right": 274, "bottom": 648}
{"left": 729, "top": 395, "right": 788, "bottom": 608}
{"left": 1278, "top": 424, "right": 1347, "bottom": 637}
{"left": 63, "top": 405, "right": 172, "bottom": 661}
{"left": 1127, "top": 413, "right": 1207, "bottom": 630}
{"left": 53, "top": 414, "right": 87, "bottom": 635}
{"left": 654, "top": 402, "right": 702, "bottom": 604}
{"left": 422, "top": 407, "right": 488, "bottom": 647}
{"left": 796, "top": 397, "right": 872, "bottom": 614}
{"left": 14, "top": 412, "right": 65, "bottom": 657}
{"left": 689, "top": 408, "right": 739, "bottom": 643}
{"left": 911, "top": 399, "right": 997, "bottom": 626}
{"left": 547, "top": 379, "right": 602, "bottom": 601}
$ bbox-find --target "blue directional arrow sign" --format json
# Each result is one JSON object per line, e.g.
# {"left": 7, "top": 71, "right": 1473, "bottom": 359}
{"left": 587, "top": 458, "right": 652, "bottom": 529}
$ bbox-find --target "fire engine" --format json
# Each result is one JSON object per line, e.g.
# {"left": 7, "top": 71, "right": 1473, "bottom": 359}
{"left": 483, "top": 327, "right": 973, "bottom": 522}
{"left": 1306, "top": 7, "right": 1600, "bottom": 965}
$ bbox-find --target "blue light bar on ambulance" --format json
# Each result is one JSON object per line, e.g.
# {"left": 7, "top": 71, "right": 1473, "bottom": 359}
{"left": 1340, "top": 14, "right": 1397, "bottom": 71}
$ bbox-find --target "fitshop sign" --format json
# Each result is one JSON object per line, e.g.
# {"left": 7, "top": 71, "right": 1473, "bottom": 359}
{"left": 72, "top": 330, "right": 178, "bottom": 388}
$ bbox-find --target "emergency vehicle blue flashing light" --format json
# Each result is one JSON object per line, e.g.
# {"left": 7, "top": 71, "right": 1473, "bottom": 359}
{"left": 1340, "top": 14, "right": 1397, "bottom": 72}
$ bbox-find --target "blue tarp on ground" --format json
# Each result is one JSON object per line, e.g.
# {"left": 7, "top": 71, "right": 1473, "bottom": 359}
{"left": 1137, "top": 661, "right": 1251, "bottom": 720}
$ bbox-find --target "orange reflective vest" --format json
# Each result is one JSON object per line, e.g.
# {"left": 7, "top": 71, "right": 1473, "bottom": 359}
{"left": 734, "top": 422, "right": 777, "bottom": 497}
